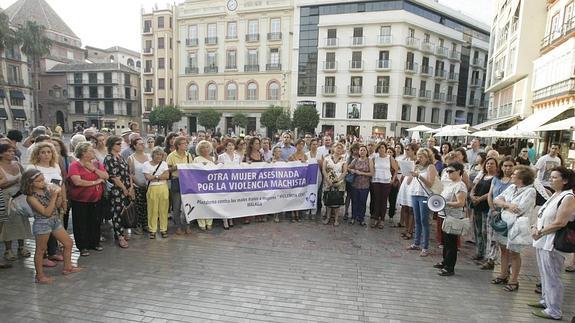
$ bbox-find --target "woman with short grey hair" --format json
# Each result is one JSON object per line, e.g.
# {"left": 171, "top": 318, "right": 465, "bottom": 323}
{"left": 74, "top": 142, "right": 92, "bottom": 160}
{"left": 194, "top": 140, "right": 215, "bottom": 230}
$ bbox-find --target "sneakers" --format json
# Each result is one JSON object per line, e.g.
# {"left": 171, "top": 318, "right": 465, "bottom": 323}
{"left": 420, "top": 249, "right": 430, "bottom": 257}
{"left": 406, "top": 244, "right": 421, "bottom": 251}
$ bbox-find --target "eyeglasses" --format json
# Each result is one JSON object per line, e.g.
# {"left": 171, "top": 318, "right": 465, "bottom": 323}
{"left": 446, "top": 170, "right": 455, "bottom": 173}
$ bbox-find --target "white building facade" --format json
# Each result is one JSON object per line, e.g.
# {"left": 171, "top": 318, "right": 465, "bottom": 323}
{"left": 292, "top": 0, "right": 490, "bottom": 138}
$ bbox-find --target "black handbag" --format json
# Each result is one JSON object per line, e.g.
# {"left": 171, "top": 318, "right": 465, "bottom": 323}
{"left": 554, "top": 221, "right": 575, "bottom": 252}
{"left": 120, "top": 202, "right": 138, "bottom": 228}
{"left": 323, "top": 189, "right": 344, "bottom": 207}
{"left": 490, "top": 211, "right": 508, "bottom": 237}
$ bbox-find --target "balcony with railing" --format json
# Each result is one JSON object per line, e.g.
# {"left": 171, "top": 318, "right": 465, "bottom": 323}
{"left": 446, "top": 94, "right": 456, "bottom": 104}
{"left": 182, "top": 99, "right": 290, "bottom": 110}
{"left": 323, "top": 61, "right": 337, "bottom": 72}
{"left": 449, "top": 50, "right": 460, "bottom": 61}
{"left": 4, "top": 50, "right": 22, "bottom": 61}
{"left": 322, "top": 86, "right": 336, "bottom": 96}
{"left": 377, "top": 35, "right": 392, "bottom": 46}
{"left": 349, "top": 60, "right": 363, "bottom": 71}
{"left": 225, "top": 64, "right": 237, "bottom": 71}
{"left": 419, "top": 89, "right": 431, "bottom": 100}
{"left": 470, "top": 78, "right": 483, "bottom": 87}
{"left": 143, "top": 67, "right": 153, "bottom": 74}
{"left": 405, "top": 61, "right": 418, "bottom": 73}
{"left": 205, "top": 37, "right": 218, "bottom": 45}
{"left": 468, "top": 98, "right": 480, "bottom": 107}
{"left": 144, "top": 87, "right": 154, "bottom": 94}
{"left": 405, "top": 37, "right": 420, "bottom": 49}
{"left": 186, "top": 38, "right": 199, "bottom": 47}
{"left": 325, "top": 38, "right": 338, "bottom": 47}
{"left": 436, "top": 46, "right": 449, "bottom": 57}
{"left": 266, "top": 63, "right": 282, "bottom": 71}
{"left": 143, "top": 47, "right": 153, "bottom": 55}
{"left": 420, "top": 65, "right": 433, "bottom": 77}
{"left": 143, "top": 26, "right": 153, "bottom": 34}
{"left": 351, "top": 36, "right": 365, "bottom": 46}
{"left": 246, "top": 34, "right": 260, "bottom": 42}
{"left": 433, "top": 92, "right": 445, "bottom": 102}
{"left": 541, "top": 16, "right": 575, "bottom": 52}
{"left": 448, "top": 72, "right": 459, "bottom": 82}
{"left": 471, "top": 57, "right": 485, "bottom": 68}
{"left": 244, "top": 64, "right": 259, "bottom": 72}
{"left": 533, "top": 77, "right": 575, "bottom": 102}
{"left": 375, "top": 59, "right": 391, "bottom": 70}
{"left": 403, "top": 87, "right": 416, "bottom": 97}
{"left": 348, "top": 85, "right": 363, "bottom": 96}
{"left": 7, "top": 77, "right": 24, "bottom": 86}
{"left": 267, "top": 32, "right": 282, "bottom": 41}
{"left": 182, "top": 66, "right": 198, "bottom": 75}
{"left": 204, "top": 66, "right": 219, "bottom": 73}
{"left": 374, "top": 85, "right": 390, "bottom": 96}
{"left": 434, "top": 69, "right": 446, "bottom": 79}
{"left": 421, "top": 41, "right": 435, "bottom": 54}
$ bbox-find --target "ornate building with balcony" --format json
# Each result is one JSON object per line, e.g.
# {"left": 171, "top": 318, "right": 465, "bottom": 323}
{"left": 292, "top": 0, "right": 489, "bottom": 138}
{"left": 47, "top": 64, "right": 141, "bottom": 134}
{"left": 484, "top": 0, "right": 547, "bottom": 129}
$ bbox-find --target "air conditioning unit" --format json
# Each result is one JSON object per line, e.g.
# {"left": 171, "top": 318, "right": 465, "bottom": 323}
{"left": 495, "top": 70, "right": 503, "bottom": 80}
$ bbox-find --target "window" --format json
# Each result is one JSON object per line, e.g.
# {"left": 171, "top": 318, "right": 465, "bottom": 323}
{"left": 247, "top": 82, "right": 258, "bottom": 100}
{"left": 225, "top": 82, "right": 237, "bottom": 100}
{"left": 105, "top": 101, "right": 114, "bottom": 115}
{"left": 380, "top": 25, "right": 391, "bottom": 35}
{"left": 158, "top": 78, "right": 165, "bottom": 90}
{"left": 146, "top": 99, "right": 153, "bottom": 110}
{"left": 89, "top": 73, "right": 97, "bottom": 83}
{"left": 158, "top": 98, "right": 165, "bottom": 106}
{"left": 373, "top": 103, "right": 388, "bottom": 119}
{"left": 226, "top": 50, "right": 237, "bottom": 69}
{"left": 158, "top": 58, "right": 165, "bottom": 69}
{"left": 248, "top": 20, "right": 259, "bottom": 35}
{"left": 127, "top": 102, "right": 133, "bottom": 116}
{"left": 104, "top": 86, "right": 113, "bottom": 98}
{"left": 74, "top": 86, "right": 82, "bottom": 98}
{"left": 207, "top": 23, "right": 217, "bottom": 38}
{"left": 323, "top": 102, "right": 336, "bottom": 118}
{"left": 269, "top": 48, "right": 280, "bottom": 66}
{"left": 270, "top": 18, "right": 281, "bottom": 33}
{"left": 565, "top": 2, "right": 574, "bottom": 25}
{"left": 350, "top": 76, "right": 362, "bottom": 93}
{"left": 143, "top": 20, "right": 152, "bottom": 33}
{"left": 206, "top": 51, "right": 217, "bottom": 67}
{"left": 189, "top": 25, "right": 198, "bottom": 39}
{"left": 376, "top": 76, "right": 389, "bottom": 93}
{"left": 347, "top": 103, "right": 361, "bottom": 119}
{"left": 158, "top": 37, "right": 165, "bottom": 49}
{"left": 351, "top": 51, "right": 362, "bottom": 68}
{"left": 207, "top": 83, "right": 217, "bottom": 100}
{"left": 145, "top": 80, "right": 152, "bottom": 91}
{"left": 74, "top": 101, "right": 83, "bottom": 114}
{"left": 431, "top": 108, "right": 440, "bottom": 123}
{"left": 417, "top": 106, "right": 426, "bottom": 122}
{"left": 188, "top": 53, "right": 197, "bottom": 68}
{"left": 247, "top": 49, "right": 258, "bottom": 65}
{"left": 104, "top": 72, "right": 112, "bottom": 83}
{"left": 408, "top": 28, "right": 415, "bottom": 37}
{"left": 74, "top": 72, "right": 82, "bottom": 83}
{"left": 89, "top": 102, "right": 100, "bottom": 114}
{"left": 401, "top": 104, "right": 411, "bottom": 121}
{"left": 227, "top": 22, "right": 237, "bottom": 39}
{"left": 268, "top": 82, "right": 280, "bottom": 100}
{"left": 157, "top": 16, "right": 164, "bottom": 29}
{"left": 424, "top": 33, "right": 430, "bottom": 42}
{"left": 444, "top": 109, "right": 452, "bottom": 124}
{"left": 89, "top": 86, "right": 98, "bottom": 98}
{"left": 125, "top": 87, "right": 131, "bottom": 99}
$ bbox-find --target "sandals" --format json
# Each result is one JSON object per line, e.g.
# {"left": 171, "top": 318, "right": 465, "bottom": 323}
{"left": 62, "top": 267, "right": 83, "bottom": 275}
{"left": 406, "top": 244, "right": 421, "bottom": 251}
{"left": 377, "top": 221, "right": 385, "bottom": 229}
{"left": 118, "top": 236, "right": 129, "bottom": 249}
{"left": 491, "top": 277, "right": 509, "bottom": 285}
{"left": 80, "top": 249, "right": 90, "bottom": 257}
{"left": 420, "top": 249, "right": 429, "bottom": 257}
{"left": 161, "top": 232, "right": 168, "bottom": 238}
{"left": 480, "top": 261, "right": 495, "bottom": 270}
{"left": 35, "top": 275, "right": 54, "bottom": 284}
{"left": 4, "top": 250, "right": 16, "bottom": 261}
{"left": 503, "top": 283, "right": 519, "bottom": 292}
{"left": 149, "top": 233, "right": 156, "bottom": 239}
{"left": 18, "top": 247, "right": 31, "bottom": 258}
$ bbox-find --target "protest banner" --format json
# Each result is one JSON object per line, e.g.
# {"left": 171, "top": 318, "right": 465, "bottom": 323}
{"left": 178, "top": 161, "right": 319, "bottom": 221}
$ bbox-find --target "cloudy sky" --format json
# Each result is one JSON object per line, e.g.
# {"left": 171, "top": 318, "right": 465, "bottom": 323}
{"left": 0, "top": 0, "right": 493, "bottom": 52}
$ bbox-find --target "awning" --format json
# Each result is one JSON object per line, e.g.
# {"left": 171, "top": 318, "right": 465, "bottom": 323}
{"left": 0, "top": 89, "right": 5, "bottom": 98}
{"left": 0, "top": 108, "right": 7, "bottom": 120}
{"left": 10, "top": 108, "right": 27, "bottom": 121}
{"left": 510, "top": 105, "right": 573, "bottom": 132}
{"left": 535, "top": 117, "right": 575, "bottom": 132}
{"left": 471, "top": 114, "right": 520, "bottom": 130}
{"left": 9, "top": 90, "right": 25, "bottom": 99}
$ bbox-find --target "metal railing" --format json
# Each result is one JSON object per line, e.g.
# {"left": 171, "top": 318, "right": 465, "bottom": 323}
{"left": 376, "top": 59, "right": 391, "bottom": 69}
{"left": 186, "top": 38, "right": 198, "bottom": 46}
{"left": 377, "top": 35, "right": 392, "bottom": 45}
{"left": 374, "top": 86, "right": 390, "bottom": 95}
{"left": 403, "top": 87, "right": 416, "bottom": 96}
{"left": 267, "top": 32, "right": 282, "bottom": 41}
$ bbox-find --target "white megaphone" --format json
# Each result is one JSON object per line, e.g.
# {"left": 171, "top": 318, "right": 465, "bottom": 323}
{"left": 427, "top": 194, "right": 446, "bottom": 213}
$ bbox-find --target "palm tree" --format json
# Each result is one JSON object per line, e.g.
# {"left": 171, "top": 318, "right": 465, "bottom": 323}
{"left": 0, "top": 12, "right": 15, "bottom": 84}
{"left": 15, "top": 21, "right": 52, "bottom": 125}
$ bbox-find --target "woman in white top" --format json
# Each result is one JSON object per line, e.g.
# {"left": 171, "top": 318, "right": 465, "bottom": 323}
{"left": 493, "top": 165, "right": 536, "bottom": 292}
{"left": 305, "top": 138, "right": 322, "bottom": 220}
{"left": 127, "top": 137, "right": 151, "bottom": 235}
{"left": 369, "top": 142, "right": 397, "bottom": 229}
{"left": 406, "top": 148, "right": 438, "bottom": 257}
{"left": 530, "top": 167, "right": 575, "bottom": 320}
{"left": 143, "top": 147, "right": 170, "bottom": 239}
{"left": 194, "top": 141, "right": 216, "bottom": 230}
{"left": 397, "top": 143, "right": 418, "bottom": 239}
{"left": 27, "top": 142, "right": 67, "bottom": 265}
{"left": 321, "top": 142, "right": 347, "bottom": 226}
{"left": 217, "top": 138, "right": 241, "bottom": 228}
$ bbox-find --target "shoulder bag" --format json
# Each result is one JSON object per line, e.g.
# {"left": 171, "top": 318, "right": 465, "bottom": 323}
{"left": 323, "top": 188, "right": 344, "bottom": 207}
{"left": 120, "top": 201, "right": 138, "bottom": 228}
{"left": 441, "top": 185, "right": 470, "bottom": 236}
{"left": 146, "top": 162, "right": 163, "bottom": 190}
{"left": 553, "top": 193, "right": 575, "bottom": 252}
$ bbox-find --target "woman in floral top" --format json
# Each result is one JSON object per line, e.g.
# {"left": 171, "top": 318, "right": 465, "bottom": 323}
{"left": 347, "top": 144, "right": 374, "bottom": 226}
{"left": 321, "top": 142, "right": 347, "bottom": 226}
{"left": 103, "top": 136, "right": 134, "bottom": 248}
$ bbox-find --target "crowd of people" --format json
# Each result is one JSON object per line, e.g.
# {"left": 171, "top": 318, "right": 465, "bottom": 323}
{"left": 0, "top": 123, "right": 574, "bottom": 320}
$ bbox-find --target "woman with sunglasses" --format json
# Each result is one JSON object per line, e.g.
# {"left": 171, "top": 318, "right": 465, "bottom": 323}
{"left": 515, "top": 148, "right": 531, "bottom": 166}
{"left": 103, "top": 136, "right": 135, "bottom": 248}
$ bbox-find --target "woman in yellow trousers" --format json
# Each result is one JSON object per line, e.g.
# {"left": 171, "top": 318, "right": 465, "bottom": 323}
{"left": 143, "top": 147, "right": 170, "bottom": 239}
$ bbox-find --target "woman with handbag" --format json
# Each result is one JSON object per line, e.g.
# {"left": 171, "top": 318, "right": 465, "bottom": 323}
{"left": 143, "top": 147, "right": 170, "bottom": 239}
{"left": 167, "top": 136, "right": 192, "bottom": 235}
{"left": 67, "top": 142, "right": 109, "bottom": 256}
{"left": 407, "top": 148, "right": 438, "bottom": 257}
{"left": 434, "top": 162, "right": 467, "bottom": 276}
{"left": 492, "top": 165, "right": 536, "bottom": 292}
{"left": 469, "top": 157, "right": 498, "bottom": 262}
{"left": 103, "top": 136, "right": 135, "bottom": 248}
{"left": 367, "top": 142, "right": 396, "bottom": 228}
{"left": 343, "top": 143, "right": 359, "bottom": 221}
{"left": 127, "top": 137, "right": 151, "bottom": 235}
{"left": 481, "top": 157, "right": 515, "bottom": 270}
{"left": 322, "top": 142, "right": 347, "bottom": 226}
{"left": 529, "top": 167, "right": 575, "bottom": 320}
{"left": 348, "top": 144, "right": 374, "bottom": 226}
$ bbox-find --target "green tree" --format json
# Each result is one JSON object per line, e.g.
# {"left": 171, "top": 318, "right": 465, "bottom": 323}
{"left": 260, "top": 105, "right": 283, "bottom": 135}
{"left": 148, "top": 105, "right": 183, "bottom": 134}
{"left": 292, "top": 104, "right": 319, "bottom": 134}
{"left": 197, "top": 108, "right": 221, "bottom": 131}
{"left": 15, "top": 21, "right": 52, "bottom": 125}
{"left": 0, "top": 13, "right": 15, "bottom": 63}
{"left": 275, "top": 111, "right": 292, "bottom": 131}
{"left": 231, "top": 112, "right": 248, "bottom": 129}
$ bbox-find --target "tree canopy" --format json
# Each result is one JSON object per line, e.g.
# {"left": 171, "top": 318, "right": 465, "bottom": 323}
{"left": 197, "top": 109, "right": 222, "bottom": 131}
{"left": 292, "top": 104, "right": 319, "bottom": 134}
{"left": 275, "top": 112, "right": 292, "bottom": 131}
{"left": 148, "top": 105, "right": 184, "bottom": 134}
{"left": 260, "top": 106, "right": 284, "bottom": 134}
{"left": 231, "top": 112, "right": 248, "bottom": 129}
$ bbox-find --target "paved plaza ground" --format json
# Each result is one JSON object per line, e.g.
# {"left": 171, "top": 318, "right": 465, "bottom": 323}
{"left": 0, "top": 216, "right": 573, "bottom": 323}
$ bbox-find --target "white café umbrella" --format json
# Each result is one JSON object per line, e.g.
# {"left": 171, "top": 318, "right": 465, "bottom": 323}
{"left": 407, "top": 125, "right": 435, "bottom": 132}
{"left": 472, "top": 129, "right": 503, "bottom": 138}
{"left": 433, "top": 128, "right": 471, "bottom": 137}
{"left": 499, "top": 126, "right": 540, "bottom": 139}
{"left": 427, "top": 124, "right": 469, "bottom": 134}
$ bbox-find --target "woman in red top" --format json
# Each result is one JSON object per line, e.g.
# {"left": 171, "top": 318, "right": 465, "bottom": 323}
{"left": 67, "top": 142, "right": 109, "bottom": 257}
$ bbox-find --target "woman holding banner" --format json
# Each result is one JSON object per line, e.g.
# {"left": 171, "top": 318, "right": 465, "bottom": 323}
{"left": 322, "top": 142, "right": 347, "bottom": 226}
{"left": 194, "top": 141, "right": 215, "bottom": 231}
{"left": 244, "top": 137, "right": 264, "bottom": 223}
{"left": 288, "top": 139, "right": 308, "bottom": 223}
{"left": 218, "top": 138, "right": 241, "bottom": 228}
{"left": 166, "top": 136, "right": 192, "bottom": 235}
